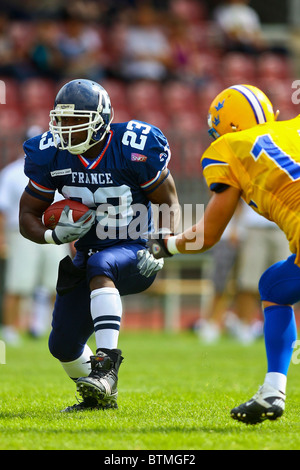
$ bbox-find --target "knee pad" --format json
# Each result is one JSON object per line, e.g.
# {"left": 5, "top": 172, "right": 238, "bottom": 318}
{"left": 48, "top": 329, "right": 84, "bottom": 362}
{"left": 258, "top": 256, "right": 300, "bottom": 305}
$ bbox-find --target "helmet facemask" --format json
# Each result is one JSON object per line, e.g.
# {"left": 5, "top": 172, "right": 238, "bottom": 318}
{"left": 49, "top": 88, "right": 113, "bottom": 155}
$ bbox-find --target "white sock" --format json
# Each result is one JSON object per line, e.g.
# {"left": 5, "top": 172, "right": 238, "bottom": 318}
{"left": 60, "top": 344, "right": 93, "bottom": 381}
{"left": 264, "top": 372, "right": 287, "bottom": 394}
{"left": 90, "top": 287, "right": 122, "bottom": 350}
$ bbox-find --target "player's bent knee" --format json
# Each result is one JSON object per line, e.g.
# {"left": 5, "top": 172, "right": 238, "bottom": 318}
{"left": 258, "top": 256, "right": 300, "bottom": 305}
{"left": 258, "top": 267, "right": 287, "bottom": 304}
{"left": 48, "top": 330, "right": 83, "bottom": 362}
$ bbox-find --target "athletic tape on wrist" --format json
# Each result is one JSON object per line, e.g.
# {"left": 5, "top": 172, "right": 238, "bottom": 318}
{"left": 44, "top": 229, "right": 56, "bottom": 244}
{"left": 167, "top": 236, "right": 180, "bottom": 254}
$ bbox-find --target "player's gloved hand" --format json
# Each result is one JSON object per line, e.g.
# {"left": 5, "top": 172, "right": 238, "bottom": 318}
{"left": 137, "top": 249, "right": 164, "bottom": 277}
{"left": 51, "top": 206, "right": 95, "bottom": 244}
{"left": 146, "top": 228, "right": 173, "bottom": 260}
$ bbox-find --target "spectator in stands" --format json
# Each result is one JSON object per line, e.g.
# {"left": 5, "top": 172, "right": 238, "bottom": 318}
{"left": 213, "top": 0, "right": 267, "bottom": 55}
{"left": 0, "top": 13, "right": 17, "bottom": 77}
{"left": 57, "top": 12, "right": 106, "bottom": 81}
{"left": 30, "top": 20, "right": 64, "bottom": 80}
{"left": 120, "top": 4, "right": 172, "bottom": 81}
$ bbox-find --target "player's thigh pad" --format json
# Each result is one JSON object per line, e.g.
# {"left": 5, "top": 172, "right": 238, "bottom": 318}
{"left": 85, "top": 242, "right": 156, "bottom": 295}
{"left": 258, "top": 254, "right": 300, "bottom": 305}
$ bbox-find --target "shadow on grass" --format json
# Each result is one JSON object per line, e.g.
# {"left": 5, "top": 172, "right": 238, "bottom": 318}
{"left": 0, "top": 408, "right": 274, "bottom": 435}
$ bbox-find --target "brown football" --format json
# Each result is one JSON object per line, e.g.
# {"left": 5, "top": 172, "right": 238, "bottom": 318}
{"left": 43, "top": 199, "right": 91, "bottom": 229}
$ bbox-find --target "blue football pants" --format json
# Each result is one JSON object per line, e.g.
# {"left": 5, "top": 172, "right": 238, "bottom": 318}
{"left": 48, "top": 242, "right": 155, "bottom": 361}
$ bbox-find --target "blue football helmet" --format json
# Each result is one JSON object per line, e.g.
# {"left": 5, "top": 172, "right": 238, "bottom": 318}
{"left": 49, "top": 79, "right": 113, "bottom": 154}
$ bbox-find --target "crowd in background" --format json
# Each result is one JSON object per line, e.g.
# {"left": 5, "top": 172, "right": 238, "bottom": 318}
{"left": 0, "top": 0, "right": 297, "bottom": 176}
{"left": 0, "top": 0, "right": 298, "bottom": 342}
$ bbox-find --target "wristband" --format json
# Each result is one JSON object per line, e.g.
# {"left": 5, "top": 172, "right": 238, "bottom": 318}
{"left": 44, "top": 229, "right": 56, "bottom": 244}
{"left": 167, "top": 235, "right": 180, "bottom": 255}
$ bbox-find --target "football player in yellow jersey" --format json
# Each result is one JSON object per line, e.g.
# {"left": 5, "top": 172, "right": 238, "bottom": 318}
{"left": 148, "top": 84, "right": 300, "bottom": 425}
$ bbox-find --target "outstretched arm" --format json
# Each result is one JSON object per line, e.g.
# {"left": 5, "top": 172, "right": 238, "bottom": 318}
{"left": 149, "top": 186, "right": 241, "bottom": 257}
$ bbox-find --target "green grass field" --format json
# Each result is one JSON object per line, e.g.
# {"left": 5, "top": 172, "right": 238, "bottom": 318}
{"left": 1, "top": 330, "right": 300, "bottom": 450}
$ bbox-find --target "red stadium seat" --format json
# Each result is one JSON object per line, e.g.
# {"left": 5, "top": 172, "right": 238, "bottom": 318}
{"left": 197, "top": 80, "right": 224, "bottom": 115}
{"left": 20, "top": 78, "right": 56, "bottom": 112}
{"left": 0, "top": 107, "right": 24, "bottom": 132}
{"left": 221, "top": 53, "right": 257, "bottom": 88}
{"left": 0, "top": 78, "right": 20, "bottom": 107}
{"left": 258, "top": 53, "right": 293, "bottom": 81}
{"left": 162, "top": 81, "right": 198, "bottom": 115}
{"left": 133, "top": 110, "right": 170, "bottom": 131}
{"left": 127, "top": 80, "right": 163, "bottom": 114}
{"left": 101, "top": 79, "right": 128, "bottom": 113}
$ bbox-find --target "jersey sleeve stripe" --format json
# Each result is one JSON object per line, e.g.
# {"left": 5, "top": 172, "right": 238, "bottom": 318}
{"left": 140, "top": 170, "right": 162, "bottom": 189}
{"left": 30, "top": 180, "right": 55, "bottom": 193}
{"left": 202, "top": 158, "right": 229, "bottom": 169}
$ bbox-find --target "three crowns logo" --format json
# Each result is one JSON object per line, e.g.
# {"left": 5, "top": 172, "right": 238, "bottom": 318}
{"left": 215, "top": 100, "right": 225, "bottom": 111}
{"left": 212, "top": 100, "right": 225, "bottom": 127}
{"left": 213, "top": 115, "right": 220, "bottom": 126}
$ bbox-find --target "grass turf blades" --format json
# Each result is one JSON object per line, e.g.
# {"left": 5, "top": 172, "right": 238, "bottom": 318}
{"left": 0, "top": 331, "right": 299, "bottom": 450}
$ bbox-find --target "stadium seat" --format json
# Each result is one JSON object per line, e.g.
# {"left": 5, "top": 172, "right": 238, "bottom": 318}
{"left": 257, "top": 53, "right": 293, "bottom": 81}
{"left": 0, "top": 107, "right": 24, "bottom": 132}
{"left": 197, "top": 80, "right": 224, "bottom": 115}
{"left": 0, "top": 78, "right": 20, "bottom": 107}
{"left": 25, "top": 109, "right": 50, "bottom": 132}
{"left": 133, "top": 109, "right": 170, "bottom": 132}
{"left": 112, "top": 108, "right": 132, "bottom": 124}
{"left": 126, "top": 80, "right": 163, "bottom": 114}
{"left": 221, "top": 53, "right": 257, "bottom": 88}
{"left": 162, "top": 80, "right": 198, "bottom": 115}
{"left": 101, "top": 79, "right": 128, "bottom": 113}
{"left": 20, "top": 78, "right": 56, "bottom": 112}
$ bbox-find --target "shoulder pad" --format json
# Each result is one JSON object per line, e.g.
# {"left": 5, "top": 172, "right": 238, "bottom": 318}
{"left": 23, "top": 131, "right": 59, "bottom": 166}
{"left": 113, "top": 120, "right": 170, "bottom": 165}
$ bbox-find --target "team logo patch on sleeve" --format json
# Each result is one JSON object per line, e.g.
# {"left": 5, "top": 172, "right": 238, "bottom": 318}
{"left": 131, "top": 153, "right": 147, "bottom": 162}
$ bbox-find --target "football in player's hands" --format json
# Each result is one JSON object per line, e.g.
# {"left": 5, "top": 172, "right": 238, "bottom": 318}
{"left": 43, "top": 199, "right": 92, "bottom": 229}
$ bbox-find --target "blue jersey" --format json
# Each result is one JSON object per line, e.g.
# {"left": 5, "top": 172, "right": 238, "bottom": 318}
{"left": 23, "top": 120, "right": 171, "bottom": 251}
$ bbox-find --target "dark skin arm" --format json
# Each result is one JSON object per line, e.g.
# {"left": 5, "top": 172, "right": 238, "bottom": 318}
{"left": 19, "top": 181, "right": 54, "bottom": 244}
{"left": 19, "top": 169, "right": 180, "bottom": 244}
{"left": 144, "top": 169, "right": 180, "bottom": 234}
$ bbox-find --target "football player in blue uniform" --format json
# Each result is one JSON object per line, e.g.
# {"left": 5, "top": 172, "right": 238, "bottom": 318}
{"left": 19, "top": 79, "right": 179, "bottom": 411}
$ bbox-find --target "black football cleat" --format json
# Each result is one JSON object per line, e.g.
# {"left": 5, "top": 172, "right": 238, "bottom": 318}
{"left": 231, "top": 383, "right": 285, "bottom": 425}
{"left": 61, "top": 395, "right": 116, "bottom": 412}
{"left": 76, "top": 348, "right": 123, "bottom": 409}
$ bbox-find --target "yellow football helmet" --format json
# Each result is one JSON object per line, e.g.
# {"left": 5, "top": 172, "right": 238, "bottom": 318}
{"left": 207, "top": 84, "right": 278, "bottom": 139}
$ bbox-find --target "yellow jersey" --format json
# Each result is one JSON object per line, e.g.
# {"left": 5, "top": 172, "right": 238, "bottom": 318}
{"left": 201, "top": 116, "right": 300, "bottom": 265}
